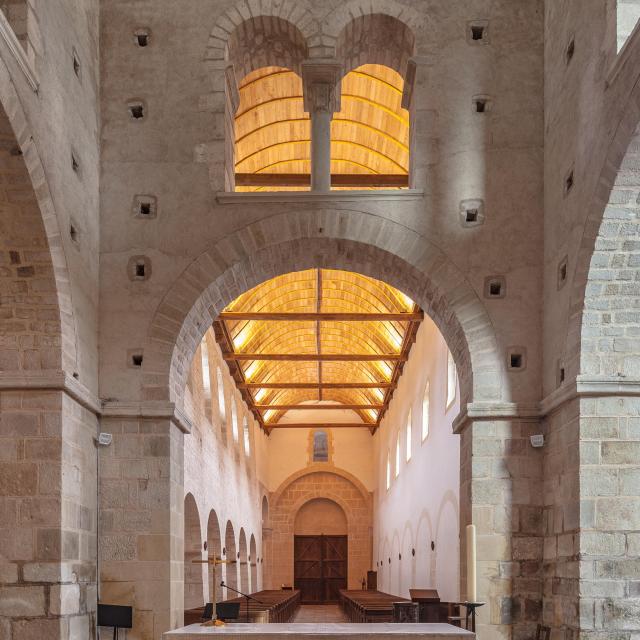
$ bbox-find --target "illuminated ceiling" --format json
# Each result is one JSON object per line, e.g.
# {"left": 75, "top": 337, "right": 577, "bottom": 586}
{"left": 234, "top": 64, "right": 409, "bottom": 190}
{"left": 213, "top": 269, "right": 422, "bottom": 433}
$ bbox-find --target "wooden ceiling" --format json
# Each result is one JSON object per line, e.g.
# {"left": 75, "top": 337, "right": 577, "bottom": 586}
{"left": 213, "top": 269, "right": 422, "bottom": 433}
{"left": 234, "top": 64, "right": 409, "bottom": 191}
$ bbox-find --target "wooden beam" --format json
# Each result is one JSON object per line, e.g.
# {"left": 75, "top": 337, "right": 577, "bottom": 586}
{"left": 219, "top": 311, "right": 423, "bottom": 322}
{"left": 239, "top": 382, "right": 392, "bottom": 389}
{"left": 224, "top": 353, "right": 407, "bottom": 362}
{"left": 235, "top": 173, "right": 409, "bottom": 188}
{"left": 255, "top": 404, "right": 382, "bottom": 411}
{"left": 266, "top": 422, "right": 375, "bottom": 429}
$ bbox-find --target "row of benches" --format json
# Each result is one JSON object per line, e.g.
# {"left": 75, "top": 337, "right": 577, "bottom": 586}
{"left": 338, "top": 589, "right": 409, "bottom": 623}
{"left": 184, "top": 589, "right": 301, "bottom": 625}
{"left": 338, "top": 589, "right": 461, "bottom": 625}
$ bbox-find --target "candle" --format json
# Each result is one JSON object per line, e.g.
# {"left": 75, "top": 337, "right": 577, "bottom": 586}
{"left": 466, "top": 524, "right": 477, "bottom": 603}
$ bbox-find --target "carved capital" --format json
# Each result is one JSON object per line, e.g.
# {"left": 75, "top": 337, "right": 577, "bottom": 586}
{"left": 302, "top": 59, "right": 342, "bottom": 114}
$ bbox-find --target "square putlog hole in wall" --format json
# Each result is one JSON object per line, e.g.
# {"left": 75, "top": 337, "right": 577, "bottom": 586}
{"left": 507, "top": 347, "right": 527, "bottom": 372}
{"left": 132, "top": 194, "right": 157, "bottom": 219}
{"left": 128, "top": 100, "right": 146, "bottom": 120}
{"left": 484, "top": 275, "right": 506, "bottom": 299}
{"left": 134, "top": 28, "right": 150, "bottom": 47}
{"left": 557, "top": 256, "right": 568, "bottom": 290}
{"left": 467, "top": 20, "right": 489, "bottom": 44}
{"left": 459, "top": 199, "right": 485, "bottom": 228}
{"left": 127, "top": 255, "right": 152, "bottom": 281}
{"left": 472, "top": 95, "right": 492, "bottom": 114}
{"left": 128, "top": 350, "right": 144, "bottom": 368}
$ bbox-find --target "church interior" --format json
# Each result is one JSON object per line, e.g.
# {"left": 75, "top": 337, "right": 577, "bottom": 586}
{"left": 1, "top": 1, "right": 640, "bottom": 640}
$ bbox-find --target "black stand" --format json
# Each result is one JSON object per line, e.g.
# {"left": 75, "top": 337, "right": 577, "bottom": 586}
{"left": 461, "top": 602, "right": 485, "bottom": 633}
{"left": 221, "top": 581, "right": 263, "bottom": 622}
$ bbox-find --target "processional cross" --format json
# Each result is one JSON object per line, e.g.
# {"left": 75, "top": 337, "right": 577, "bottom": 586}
{"left": 191, "top": 556, "right": 237, "bottom": 626}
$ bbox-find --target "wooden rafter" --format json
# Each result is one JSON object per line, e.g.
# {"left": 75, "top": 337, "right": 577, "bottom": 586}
{"left": 219, "top": 311, "right": 423, "bottom": 321}
{"left": 266, "top": 422, "right": 375, "bottom": 429}
{"left": 235, "top": 173, "right": 409, "bottom": 188}
{"left": 256, "top": 404, "right": 383, "bottom": 411}
{"left": 238, "top": 382, "right": 392, "bottom": 390}
{"left": 223, "top": 353, "right": 407, "bottom": 362}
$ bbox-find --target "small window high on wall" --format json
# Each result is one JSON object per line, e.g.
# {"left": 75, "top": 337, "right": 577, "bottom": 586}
{"left": 217, "top": 367, "right": 226, "bottom": 420}
{"left": 422, "top": 381, "right": 430, "bottom": 441}
{"left": 395, "top": 432, "right": 401, "bottom": 477}
{"left": 243, "top": 417, "right": 250, "bottom": 456}
{"left": 446, "top": 351, "right": 457, "bottom": 410}
{"left": 201, "top": 339, "right": 211, "bottom": 399}
{"left": 386, "top": 450, "right": 391, "bottom": 490}
{"left": 312, "top": 430, "right": 329, "bottom": 462}
{"left": 231, "top": 401, "right": 239, "bottom": 442}
{"left": 405, "top": 409, "right": 412, "bottom": 462}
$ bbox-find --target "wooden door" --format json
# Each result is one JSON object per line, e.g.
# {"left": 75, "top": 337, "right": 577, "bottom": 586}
{"left": 294, "top": 535, "right": 347, "bottom": 603}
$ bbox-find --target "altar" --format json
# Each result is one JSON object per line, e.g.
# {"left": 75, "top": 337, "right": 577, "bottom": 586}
{"left": 163, "top": 622, "right": 475, "bottom": 640}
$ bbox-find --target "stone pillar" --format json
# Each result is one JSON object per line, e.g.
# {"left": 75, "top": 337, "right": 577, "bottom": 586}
{"left": 0, "top": 381, "right": 99, "bottom": 639}
{"left": 302, "top": 60, "right": 341, "bottom": 192}
{"left": 98, "top": 407, "right": 189, "bottom": 639}
{"left": 261, "top": 526, "right": 272, "bottom": 589}
{"left": 457, "top": 414, "right": 544, "bottom": 640}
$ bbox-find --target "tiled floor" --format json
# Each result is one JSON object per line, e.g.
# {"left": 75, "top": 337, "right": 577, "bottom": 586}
{"left": 293, "top": 604, "right": 349, "bottom": 623}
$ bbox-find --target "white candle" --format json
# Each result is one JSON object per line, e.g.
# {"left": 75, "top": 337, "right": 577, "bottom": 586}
{"left": 466, "top": 524, "right": 477, "bottom": 603}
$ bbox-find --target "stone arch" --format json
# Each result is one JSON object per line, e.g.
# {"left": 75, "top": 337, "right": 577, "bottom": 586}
{"left": 206, "top": 3, "right": 321, "bottom": 65}
{"left": 249, "top": 534, "right": 257, "bottom": 592}
{"left": 224, "top": 520, "right": 238, "bottom": 594}
{"left": 400, "top": 521, "right": 414, "bottom": 597}
{"left": 0, "top": 58, "right": 77, "bottom": 373}
{"left": 184, "top": 493, "right": 205, "bottom": 609}
{"left": 270, "top": 469, "right": 372, "bottom": 591}
{"left": 272, "top": 463, "right": 370, "bottom": 506}
{"left": 143, "top": 211, "right": 503, "bottom": 412}
{"left": 336, "top": 13, "right": 415, "bottom": 77}
{"left": 207, "top": 509, "right": 223, "bottom": 604}
{"left": 227, "top": 17, "right": 308, "bottom": 80}
{"left": 323, "top": 0, "right": 428, "bottom": 42}
{"left": 261, "top": 494, "right": 269, "bottom": 525}
{"left": 238, "top": 527, "right": 249, "bottom": 593}
{"left": 562, "top": 31, "right": 640, "bottom": 379}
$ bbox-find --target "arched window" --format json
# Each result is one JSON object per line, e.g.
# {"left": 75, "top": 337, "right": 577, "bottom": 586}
{"left": 231, "top": 400, "right": 239, "bottom": 442}
{"left": 395, "top": 431, "right": 401, "bottom": 477}
{"left": 200, "top": 339, "right": 211, "bottom": 399}
{"left": 422, "top": 381, "right": 430, "bottom": 442}
{"left": 446, "top": 350, "right": 457, "bottom": 410}
{"left": 243, "top": 417, "right": 251, "bottom": 456}
{"left": 405, "top": 409, "right": 412, "bottom": 462}
{"left": 312, "top": 430, "right": 329, "bottom": 462}
{"left": 386, "top": 450, "right": 391, "bottom": 490}
{"left": 216, "top": 367, "right": 226, "bottom": 421}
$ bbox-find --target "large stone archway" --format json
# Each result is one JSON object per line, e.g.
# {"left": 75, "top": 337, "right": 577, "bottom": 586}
{"left": 142, "top": 212, "right": 504, "bottom": 411}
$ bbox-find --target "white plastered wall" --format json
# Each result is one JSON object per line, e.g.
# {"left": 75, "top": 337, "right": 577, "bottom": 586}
{"left": 373, "top": 318, "right": 461, "bottom": 602}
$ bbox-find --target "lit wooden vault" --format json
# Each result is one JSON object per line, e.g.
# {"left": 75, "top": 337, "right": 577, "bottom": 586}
{"left": 234, "top": 64, "right": 409, "bottom": 191}
{"left": 213, "top": 269, "right": 422, "bottom": 432}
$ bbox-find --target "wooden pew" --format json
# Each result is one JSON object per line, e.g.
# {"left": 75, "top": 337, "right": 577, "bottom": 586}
{"left": 184, "top": 589, "right": 301, "bottom": 625}
{"left": 339, "top": 589, "right": 410, "bottom": 623}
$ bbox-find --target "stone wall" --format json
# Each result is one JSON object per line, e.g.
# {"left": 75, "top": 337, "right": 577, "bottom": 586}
{"left": 269, "top": 469, "right": 372, "bottom": 591}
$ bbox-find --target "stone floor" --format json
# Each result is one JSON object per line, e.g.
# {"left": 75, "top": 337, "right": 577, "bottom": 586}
{"left": 292, "top": 605, "right": 349, "bottom": 622}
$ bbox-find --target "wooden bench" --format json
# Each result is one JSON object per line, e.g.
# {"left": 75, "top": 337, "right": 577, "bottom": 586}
{"left": 184, "top": 589, "right": 301, "bottom": 624}
{"left": 339, "top": 589, "right": 410, "bottom": 623}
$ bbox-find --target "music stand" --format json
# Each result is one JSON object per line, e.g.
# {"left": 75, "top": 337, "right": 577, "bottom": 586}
{"left": 98, "top": 603, "right": 133, "bottom": 640}
{"left": 216, "top": 601, "right": 241, "bottom": 621}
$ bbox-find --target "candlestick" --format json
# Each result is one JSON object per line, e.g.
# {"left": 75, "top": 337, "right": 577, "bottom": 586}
{"left": 466, "top": 524, "right": 477, "bottom": 603}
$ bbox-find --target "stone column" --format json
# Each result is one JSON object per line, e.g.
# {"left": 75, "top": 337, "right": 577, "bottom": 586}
{"left": 98, "top": 406, "right": 189, "bottom": 639}
{"left": 0, "top": 379, "right": 99, "bottom": 640}
{"left": 302, "top": 60, "right": 341, "bottom": 192}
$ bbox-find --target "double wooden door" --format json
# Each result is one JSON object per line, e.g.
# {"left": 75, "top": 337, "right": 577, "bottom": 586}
{"left": 294, "top": 535, "right": 348, "bottom": 603}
